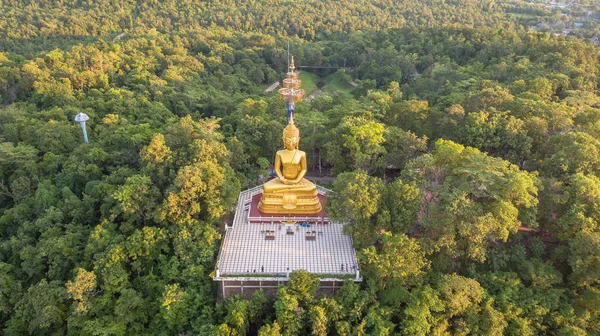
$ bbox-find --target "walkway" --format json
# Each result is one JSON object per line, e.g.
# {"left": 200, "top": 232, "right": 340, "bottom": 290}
{"left": 264, "top": 81, "right": 280, "bottom": 93}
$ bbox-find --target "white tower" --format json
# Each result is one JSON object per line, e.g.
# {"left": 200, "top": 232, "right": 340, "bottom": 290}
{"left": 74, "top": 113, "right": 90, "bottom": 143}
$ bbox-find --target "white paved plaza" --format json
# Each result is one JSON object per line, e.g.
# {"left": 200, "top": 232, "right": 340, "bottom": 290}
{"left": 215, "top": 186, "right": 359, "bottom": 277}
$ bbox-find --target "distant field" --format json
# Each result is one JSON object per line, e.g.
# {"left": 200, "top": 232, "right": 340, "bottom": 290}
{"left": 321, "top": 71, "right": 354, "bottom": 99}
{"left": 262, "top": 71, "right": 355, "bottom": 100}
{"left": 257, "top": 83, "right": 272, "bottom": 93}
{"left": 298, "top": 71, "right": 319, "bottom": 94}
{"left": 298, "top": 71, "right": 354, "bottom": 99}
{"left": 507, "top": 12, "right": 538, "bottom": 19}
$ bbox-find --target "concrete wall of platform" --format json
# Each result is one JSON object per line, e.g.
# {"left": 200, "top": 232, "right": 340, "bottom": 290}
{"left": 216, "top": 278, "right": 355, "bottom": 301}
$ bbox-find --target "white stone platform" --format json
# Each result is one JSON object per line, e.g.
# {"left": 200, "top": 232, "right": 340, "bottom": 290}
{"left": 214, "top": 186, "right": 361, "bottom": 280}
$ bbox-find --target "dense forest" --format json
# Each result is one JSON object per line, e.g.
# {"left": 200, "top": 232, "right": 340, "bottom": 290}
{"left": 1, "top": 0, "right": 600, "bottom": 335}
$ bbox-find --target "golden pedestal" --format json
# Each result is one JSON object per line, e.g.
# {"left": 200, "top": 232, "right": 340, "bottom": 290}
{"left": 258, "top": 178, "right": 322, "bottom": 214}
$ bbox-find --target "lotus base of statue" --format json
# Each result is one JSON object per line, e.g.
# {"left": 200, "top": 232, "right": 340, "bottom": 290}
{"left": 258, "top": 178, "right": 322, "bottom": 214}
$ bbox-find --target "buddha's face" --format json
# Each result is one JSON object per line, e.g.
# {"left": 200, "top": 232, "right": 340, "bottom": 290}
{"left": 283, "top": 135, "right": 299, "bottom": 150}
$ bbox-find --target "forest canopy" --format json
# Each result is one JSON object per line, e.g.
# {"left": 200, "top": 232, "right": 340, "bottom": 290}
{"left": 1, "top": 0, "right": 600, "bottom": 334}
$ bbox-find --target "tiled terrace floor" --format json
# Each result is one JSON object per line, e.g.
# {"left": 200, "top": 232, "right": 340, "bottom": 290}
{"left": 216, "top": 186, "right": 359, "bottom": 277}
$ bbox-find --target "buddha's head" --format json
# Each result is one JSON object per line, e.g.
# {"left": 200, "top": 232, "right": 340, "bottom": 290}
{"left": 283, "top": 117, "right": 300, "bottom": 150}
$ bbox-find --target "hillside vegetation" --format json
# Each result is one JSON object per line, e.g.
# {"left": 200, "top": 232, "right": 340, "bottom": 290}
{"left": 1, "top": 0, "right": 600, "bottom": 335}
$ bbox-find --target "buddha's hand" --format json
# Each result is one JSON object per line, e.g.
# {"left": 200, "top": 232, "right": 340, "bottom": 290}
{"left": 281, "top": 178, "right": 295, "bottom": 185}
{"left": 281, "top": 176, "right": 303, "bottom": 184}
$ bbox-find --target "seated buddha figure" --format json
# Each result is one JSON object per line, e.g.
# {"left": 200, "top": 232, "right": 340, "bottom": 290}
{"left": 258, "top": 117, "right": 322, "bottom": 214}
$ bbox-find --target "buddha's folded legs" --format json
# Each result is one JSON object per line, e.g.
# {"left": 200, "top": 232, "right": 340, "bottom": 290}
{"left": 262, "top": 178, "right": 318, "bottom": 195}
{"left": 258, "top": 178, "right": 322, "bottom": 214}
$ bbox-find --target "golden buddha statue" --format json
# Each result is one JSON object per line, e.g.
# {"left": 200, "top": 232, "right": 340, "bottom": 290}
{"left": 258, "top": 116, "right": 322, "bottom": 214}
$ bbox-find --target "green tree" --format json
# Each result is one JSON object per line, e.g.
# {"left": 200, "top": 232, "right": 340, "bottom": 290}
{"left": 383, "top": 126, "right": 427, "bottom": 171}
{"left": 286, "top": 270, "right": 320, "bottom": 304}
{"left": 327, "top": 171, "right": 384, "bottom": 246}
{"left": 568, "top": 231, "right": 600, "bottom": 287}
{"left": 537, "top": 132, "right": 600, "bottom": 178}
{"left": 112, "top": 174, "right": 159, "bottom": 224}
{"left": 65, "top": 268, "right": 97, "bottom": 314}
{"left": 359, "top": 233, "right": 429, "bottom": 290}
{"left": 546, "top": 173, "right": 600, "bottom": 241}
{"left": 402, "top": 286, "right": 445, "bottom": 336}
{"left": 274, "top": 288, "right": 303, "bottom": 336}
{"left": 325, "top": 116, "right": 386, "bottom": 174}
{"left": 140, "top": 133, "right": 173, "bottom": 188}
{"left": 406, "top": 140, "right": 538, "bottom": 268}
{"left": 309, "top": 305, "right": 328, "bottom": 336}
{"left": 379, "top": 179, "right": 421, "bottom": 234}
{"left": 386, "top": 100, "right": 430, "bottom": 136}
{"left": 258, "top": 322, "right": 282, "bottom": 336}
{"left": 4, "top": 279, "right": 68, "bottom": 335}
{"left": 436, "top": 274, "right": 484, "bottom": 318}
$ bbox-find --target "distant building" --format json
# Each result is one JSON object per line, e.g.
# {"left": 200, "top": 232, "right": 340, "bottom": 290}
{"left": 574, "top": 22, "right": 584, "bottom": 28}
{"left": 592, "top": 36, "right": 599, "bottom": 45}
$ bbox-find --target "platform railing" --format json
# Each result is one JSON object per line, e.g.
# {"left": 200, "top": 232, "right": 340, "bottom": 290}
{"left": 248, "top": 215, "right": 330, "bottom": 224}
{"left": 244, "top": 185, "right": 332, "bottom": 224}
{"left": 316, "top": 185, "right": 332, "bottom": 194}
